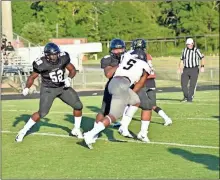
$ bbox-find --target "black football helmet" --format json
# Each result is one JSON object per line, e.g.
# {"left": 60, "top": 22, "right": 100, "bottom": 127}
{"left": 44, "top": 42, "right": 60, "bottom": 62}
{"left": 131, "top": 38, "right": 146, "bottom": 50}
{"left": 109, "top": 38, "right": 126, "bottom": 60}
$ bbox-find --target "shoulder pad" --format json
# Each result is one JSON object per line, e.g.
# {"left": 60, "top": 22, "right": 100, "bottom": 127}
{"left": 127, "top": 50, "right": 133, "bottom": 54}
{"left": 59, "top": 51, "right": 67, "bottom": 57}
{"left": 103, "top": 55, "right": 110, "bottom": 59}
{"left": 34, "top": 56, "right": 44, "bottom": 66}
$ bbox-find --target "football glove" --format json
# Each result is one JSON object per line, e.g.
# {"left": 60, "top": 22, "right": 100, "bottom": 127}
{"left": 62, "top": 77, "right": 72, "bottom": 88}
{"left": 22, "top": 88, "right": 29, "bottom": 96}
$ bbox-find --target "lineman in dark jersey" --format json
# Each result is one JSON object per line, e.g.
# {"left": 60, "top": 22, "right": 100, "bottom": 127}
{"left": 15, "top": 43, "right": 83, "bottom": 142}
{"left": 94, "top": 39, "right": 126, "bottom": 131}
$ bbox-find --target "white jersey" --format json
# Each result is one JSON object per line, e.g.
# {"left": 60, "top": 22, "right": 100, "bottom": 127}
{"left": 114, "top": 51, "right": 151, "bottom": 85}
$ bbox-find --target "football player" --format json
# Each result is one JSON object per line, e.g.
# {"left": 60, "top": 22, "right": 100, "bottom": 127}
{"left": 15, "top": 42, "right": 83, "bottom": 142}
{"left": 118, "top": 39, "right": 172, "bottom": 142}
{"left": 93, "top": 38, "right": 126, "bottom": 138}
{"left": 84, "top": 49, "right": 152, "bottom": 149}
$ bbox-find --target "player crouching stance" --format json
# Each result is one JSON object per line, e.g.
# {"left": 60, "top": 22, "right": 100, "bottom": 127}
{"left": 84, "top": 50, "right": 152, "bottom": 149}
{"left": 15, "top": 43, "right": 83, "bottom": 142}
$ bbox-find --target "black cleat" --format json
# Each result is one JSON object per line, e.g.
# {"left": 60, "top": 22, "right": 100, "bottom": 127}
{"left": 180, "top": 98, "right": 187, "bottom": 102}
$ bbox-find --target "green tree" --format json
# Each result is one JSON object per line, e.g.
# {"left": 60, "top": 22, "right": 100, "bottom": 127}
{"left": 21, "top": 22, "right": 52, "bottom": 45}
{"left": 12, "top": 1, "right": 36, "bottom": 34}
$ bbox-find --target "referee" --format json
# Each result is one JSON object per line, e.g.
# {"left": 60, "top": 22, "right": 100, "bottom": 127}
{"left": 178, "top": 38, "right": 205, "bottom": 102}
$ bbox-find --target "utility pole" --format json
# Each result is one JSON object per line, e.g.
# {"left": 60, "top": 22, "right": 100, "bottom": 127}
{"left": 2, "top": 1, "right": 13, "bottom": 41}
{"left": 56, "top": 23, "right": 59, "bottom": 38}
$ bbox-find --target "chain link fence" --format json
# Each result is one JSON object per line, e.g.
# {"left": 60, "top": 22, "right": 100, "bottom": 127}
{"left": 100, "top": 34, "right": 219, "bottom": 58}
{"left": 1, "top": 67, "right": 219, "bottom": 94}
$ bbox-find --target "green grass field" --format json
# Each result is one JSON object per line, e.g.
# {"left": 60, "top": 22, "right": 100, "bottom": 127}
{"left": 2, "top": 90, "right": 219, "bottom": 179}
{"left": 83, "top": 56, "right": 219, "bottom": 69}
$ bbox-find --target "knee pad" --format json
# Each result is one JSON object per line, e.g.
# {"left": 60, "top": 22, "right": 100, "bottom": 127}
{"left": 74, "top": 101, "right": 83, "bottom": 110}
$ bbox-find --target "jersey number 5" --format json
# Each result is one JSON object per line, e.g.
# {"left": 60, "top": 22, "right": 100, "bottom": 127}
{"left": 123, "top": 59, "right": 137, "bottom": 70}
{"left": 49, "top": 70, "right": 63, "bottom": 83}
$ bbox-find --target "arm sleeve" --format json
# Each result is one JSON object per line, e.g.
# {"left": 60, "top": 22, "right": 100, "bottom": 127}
{"left": 63, "top": 52, "right": 71, "bottom": 66}
{"left": 196, "top": 49, "right": 204, "bottom": 60}
{"left": 32, "top": 61, "right": 41, "bottom": 74}
{"left": 101, "top": 57, "right": 111, "bottom": 69}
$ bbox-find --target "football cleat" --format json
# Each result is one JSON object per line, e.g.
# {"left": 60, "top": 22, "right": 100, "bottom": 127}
{"left": 180, "top": 98, "right": 187, "bottom": 102}
{"left": 137, "top": 132, "right": 150, "bottom": 143}
{"left": 91, "top": 134, "right": 98, "bottom": 143}
{"left": 83, "top": 132, "right": 94, "bottom": 149}
{"left": 15, "top": 129, "right": 27, "bottom": 142}
{"left": 71, "top": 128, "right": 83, "bottom": 139}
{"left": 118, "top": 126, "right": 133, "bottom": 138}
{"left": 164, "top": 118, "right": 172, "bottom": 126}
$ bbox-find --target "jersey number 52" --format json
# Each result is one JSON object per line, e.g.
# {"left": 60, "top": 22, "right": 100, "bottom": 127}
{"left": 49, "top": 70, "right": 63, "bottom": 83}
{"left": 123, "top": 59, "right": 137, "bottom": 70}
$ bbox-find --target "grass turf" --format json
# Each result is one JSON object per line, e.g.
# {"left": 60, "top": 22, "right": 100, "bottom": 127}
{"left": 1, "top": 90, "right": 219, "bottom": 179}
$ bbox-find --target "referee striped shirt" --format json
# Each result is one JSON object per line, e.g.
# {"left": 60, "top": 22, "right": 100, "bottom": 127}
{"left": 180, "top": 47, "right": 204, "bottom": 68}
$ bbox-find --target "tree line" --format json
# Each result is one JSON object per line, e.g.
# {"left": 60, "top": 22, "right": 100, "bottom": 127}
{"left": 12, "top": 1, "right": 219, "bottom": 56}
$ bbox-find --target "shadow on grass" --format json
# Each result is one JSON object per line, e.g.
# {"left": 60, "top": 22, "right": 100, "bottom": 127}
{"left": 212, "top": 116, "right": 220, "bottom": 120}
{"left": 168, "top": 147, "right": 220, "bottom": 171}
{"left": 13, "top": 114, "right": 71, "bottom": 137}
{"left": 64, "top": 114, "right": 117, "bottom": 142}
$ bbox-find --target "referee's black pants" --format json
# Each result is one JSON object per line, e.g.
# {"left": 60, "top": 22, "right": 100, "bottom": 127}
{"left": 181, "top": 67, "right": 199, "bottom": 101}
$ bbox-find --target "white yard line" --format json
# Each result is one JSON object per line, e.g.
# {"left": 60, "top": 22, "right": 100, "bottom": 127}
{"left": 2, "top": 102, "right": 218, "bottom": 106}
{"left": 1, "top": 110, "right": 219, "bottom": 121}
{"left": 2, "top": 130, "right": 219, "bottom": 149}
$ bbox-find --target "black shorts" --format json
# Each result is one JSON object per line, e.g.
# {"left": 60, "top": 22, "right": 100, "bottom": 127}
{"left": 39, "top": 86, "right": 82, "bottom": 116}
{"left": 138, "top": 87, "right": 156, "bottom": 110}
{"left": 99, "top": 81, "right": 112, "bottom": 116}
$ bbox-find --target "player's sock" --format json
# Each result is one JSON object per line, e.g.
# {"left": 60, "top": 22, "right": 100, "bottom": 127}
{"left": 89, "top": 122, "right": 105, "bottom": 137}
{"left": 23, "top": 118, "right": 36, "bottom": 132}
{"left": 122, "top": 105, "right": 129, "bottom": 116}
{"left": 140, "top": 120, "right": 150, "bottom": 134}
{"left": 74, "top": 116, "right": 82, "bottom": 129}
{"left": 154, "top": 107, "right": 170, "bottom": 122}
{"left": 93, "top": 121, "right": 98, "bottom": 128}
{"left": 121, "top": 106, "right": 138, "bottom": 129}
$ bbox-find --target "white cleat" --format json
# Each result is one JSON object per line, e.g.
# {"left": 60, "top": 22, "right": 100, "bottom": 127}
{"left": 91, "top": 134, "right": 98, "bottom": 143}
{"left": 83, "top": 132, "right": 94, "bottom": 149}
{"left": 71, "top": 128, "right": 83, "bottom": 139}
{"left": 137, "top": 132, "right": 150, "bottom": 143}
{"left": 118, "top": 126, "right": 133, "bottom": 138}
{"left": 164, "top": 118, "right": 172, "bottom": 126}
{"left": 15, "top": 129, "right": 27, "bottom": 142}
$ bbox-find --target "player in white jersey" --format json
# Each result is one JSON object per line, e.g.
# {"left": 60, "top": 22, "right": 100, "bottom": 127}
{"left": 83, "top": 50, "right": 152, "bottom": 149}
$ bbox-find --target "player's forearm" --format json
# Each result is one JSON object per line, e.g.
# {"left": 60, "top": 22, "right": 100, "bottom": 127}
{"left": 26, "top": 76, "right": 35, "bottom": 88}
{"left": 133, "top": 72, "right": 148, "bottom": 92}
{"left": 105, "top": 66, "right": 118, "bottom": 79}
{"left": 68, "top": 70, "right": 76, "bottom": 79}
{"left": 133, "top": 83, "right": 144, "bottom": 93}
